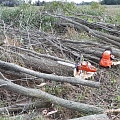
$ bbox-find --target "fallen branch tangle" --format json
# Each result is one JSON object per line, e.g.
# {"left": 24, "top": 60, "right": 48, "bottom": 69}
{"left": 1, "top": 18, "right": 120, "bottom": 67}
{"left": 47, "top": 13, "right": 120, "bottom": 48}
{"left": 0, "top": 11, "right": 120, "bottom": 120}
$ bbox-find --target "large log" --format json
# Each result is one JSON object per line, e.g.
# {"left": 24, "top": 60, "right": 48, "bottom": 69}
{"left": 22, "top": 55, "right": 73, "bottom": 76}
{"left": 0, "top": 45, "right": 74, "bottom": 76}
{"left": 0, "top": 60, "right": 100, "bottom": 88}
{"left": 0, "top": 78, "right": 104, "bottom": 114}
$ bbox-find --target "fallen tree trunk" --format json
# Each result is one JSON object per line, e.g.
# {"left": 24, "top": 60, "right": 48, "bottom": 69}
{"left": 0, "top": 45, "right": 74, "bottom": 76}
{"left": 61, "top": 39, "right": 120, "bottom": 59}
{"left": 0, "top": 79, "right": 104, "bottom": 114}
{"left": 22, "top": 55, "right": 73, "bottom": 76}
{"left": 0, "top": 60, "right": 100, "bottom": 88}
{"left": 52, "top": 14, "right": 120, "bottom": 47}
{"left": 0, "top": 68, "right": 35, "bottom": 79}
{"left": 69, "top": 114, "right": 110, "bottom": 120}
{"left": 71, "top": 16, "right": 120, "bottom": 36}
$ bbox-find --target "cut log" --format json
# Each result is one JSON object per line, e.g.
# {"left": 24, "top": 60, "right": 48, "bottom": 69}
{"left": 0, "top": 60, "right": 100, "bottom": 88}
{"left": 0, "top": 78, "right": 104, "bottom": 114}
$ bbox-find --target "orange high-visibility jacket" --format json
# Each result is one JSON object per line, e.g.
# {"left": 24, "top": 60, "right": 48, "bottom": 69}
{"left": 100, "top": 51, "right": 113, "bottom": 67}
{"left": 77, "top": 61, "right": 97, "bottom": 72}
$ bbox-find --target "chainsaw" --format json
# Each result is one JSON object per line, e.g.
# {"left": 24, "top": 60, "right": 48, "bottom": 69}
{"left": 57, "top": 60, "right": 97, "bottom": 80}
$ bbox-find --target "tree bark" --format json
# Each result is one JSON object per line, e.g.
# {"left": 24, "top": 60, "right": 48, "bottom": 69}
{"left": 0, "top": 60, "right": 100, "bottom": 88}
{"left": 0, "top": 79, "right": 104, "bottom": 114}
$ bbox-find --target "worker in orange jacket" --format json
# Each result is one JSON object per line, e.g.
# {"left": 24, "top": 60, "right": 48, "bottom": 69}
{"left": 99, "top": 47, "right": 115, "bottom": 67}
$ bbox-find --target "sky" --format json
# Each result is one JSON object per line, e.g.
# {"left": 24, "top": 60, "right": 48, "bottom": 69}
{"left": 30, "top": 0, "right": 99, "bottom": 4}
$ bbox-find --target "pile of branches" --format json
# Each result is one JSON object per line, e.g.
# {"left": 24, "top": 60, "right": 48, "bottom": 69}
{"left": 0, "top": 10, "right": 120, "bottom": 120}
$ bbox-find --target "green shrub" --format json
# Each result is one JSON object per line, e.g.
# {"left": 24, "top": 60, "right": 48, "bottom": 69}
{"left": 0, "top": 4, "right": 57, "bottom": 31}
{"left": 44, "top": 1, "right": 77, "bottom": 14}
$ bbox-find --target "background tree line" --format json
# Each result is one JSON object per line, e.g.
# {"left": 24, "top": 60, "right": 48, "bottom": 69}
{"left": 0, "top": 0, "right": 24, "bottom": 7}
{"left": 101, "top": 0, "right": 120, "bottom": 5}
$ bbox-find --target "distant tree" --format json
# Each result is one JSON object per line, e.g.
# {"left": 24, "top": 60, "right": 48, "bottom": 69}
{"left": 35, "top": 0, "right": 41, "bottom": 6}
{"left": 90, "top": 1, "right": 99, "bottom": 9}
{"left": 101, "top": 0, "right": 120, "bottom": 5}
{"left": 28, "top": 0, "right": 32, "bottom": 4}
{"left": 0, "top": 0, "right": 25, "bottom": 6}
{"left": 41, "top": 1, "right": 45, "bottom": 5}
{"left": 81, "top": 1, "right": 91, "bottom": 5}
{"left": 2, "top": 0, "right": 16, "bottom": 7}
{"left": 35, "top": 0, "right": 45, "bottom": 6}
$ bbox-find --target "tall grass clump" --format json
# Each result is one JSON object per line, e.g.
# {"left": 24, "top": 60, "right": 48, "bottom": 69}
{"left": 0, "top": 4, "right": 40, "bottom": 29}
{"left": 0, "top": 4, "right": 57, "bottom": 32}
{"left": 77, "top": 2, "right": 105, "bottom": 16}
{"left": 0, "top": 2, "right": 78, "bottom": 32}
{"left": 115, "top": 8, "right": 120, "bottom": 25}
{"left": 44, "top": 1, "right": 77, "bottom": 15}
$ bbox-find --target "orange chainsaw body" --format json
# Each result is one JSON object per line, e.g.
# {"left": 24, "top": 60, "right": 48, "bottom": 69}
{"left": 77, "top": 61, "right": 97, "bottom": 72}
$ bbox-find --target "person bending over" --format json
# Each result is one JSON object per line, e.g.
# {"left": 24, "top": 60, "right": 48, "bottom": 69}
{"left": 99, "top": 47, "right": 115, "bottom": 67}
